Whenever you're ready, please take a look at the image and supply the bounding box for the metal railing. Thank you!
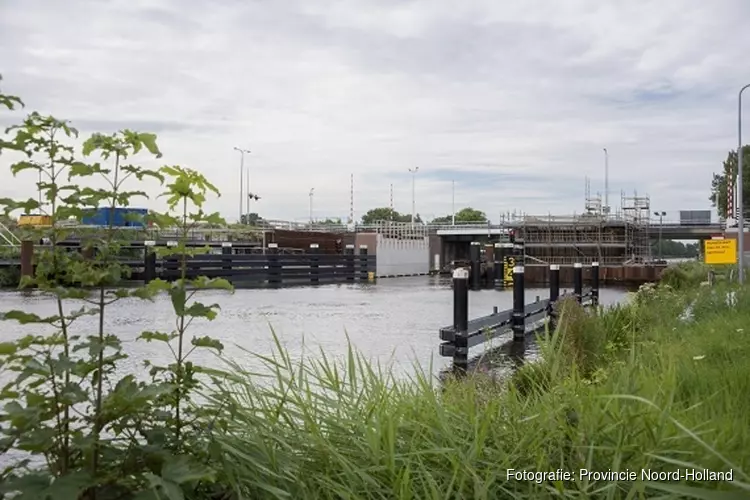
[0,220,21,247]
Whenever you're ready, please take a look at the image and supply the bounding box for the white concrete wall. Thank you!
[375,235,430,276]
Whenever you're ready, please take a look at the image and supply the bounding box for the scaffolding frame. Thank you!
[369,220,428,240]
[620,190,652,264]
[506,191,651,266]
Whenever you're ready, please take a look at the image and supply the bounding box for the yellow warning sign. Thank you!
[704,238,737,265]
[503,256,515,286]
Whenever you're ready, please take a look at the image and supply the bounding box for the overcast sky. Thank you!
[1,0,748,224]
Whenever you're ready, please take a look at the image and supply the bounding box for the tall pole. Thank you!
[738,84,750,284]
[451,179,455,225]
[309,188,315,225]
[389,183,394,221]
[349,173,354,225]
[408,167,419,225]
[603,148,609,217]
[250,158,253,217]
[654,211,666,261]
[233,147,251,222]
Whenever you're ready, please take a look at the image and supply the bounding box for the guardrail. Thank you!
[440,262,599,375]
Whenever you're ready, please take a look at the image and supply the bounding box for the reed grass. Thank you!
[202,278,750,499]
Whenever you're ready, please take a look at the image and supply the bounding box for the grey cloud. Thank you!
[1,0,748,223]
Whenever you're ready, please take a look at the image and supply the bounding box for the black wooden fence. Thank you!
[8,240,376,288]
[141,242,375,287]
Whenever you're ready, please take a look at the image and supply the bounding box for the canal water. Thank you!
[0,276,629,379]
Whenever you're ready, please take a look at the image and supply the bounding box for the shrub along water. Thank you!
[0,78,233,499]
[2,76,749,499]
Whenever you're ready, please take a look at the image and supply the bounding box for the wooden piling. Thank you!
[345,244,355,282]
[469,241,481,290]
[267,243,280,286]
[143,240,156,283]
[309,243,319,286]
[20,240,34,282]
[573,263,583,303]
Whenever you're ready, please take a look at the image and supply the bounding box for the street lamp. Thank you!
[654,211,666,261]
[451,179,455,226]
[309,188,315,225]
[408,167,419,225]
[737,84,750,284]
[233,147,251,223]
[603,148,610,217]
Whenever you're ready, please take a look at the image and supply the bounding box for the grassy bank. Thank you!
[201,277,749,498]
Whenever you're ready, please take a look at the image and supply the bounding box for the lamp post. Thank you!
[737,84,750,284]
[408,167,419,225]
[247,192,260,225]
[654,211,666,261]
[309,188,315,226]
[603,148,610,217]
[451,179,455,226]
[233,147,251,223]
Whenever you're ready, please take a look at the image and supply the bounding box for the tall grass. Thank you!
[202,281,750,499]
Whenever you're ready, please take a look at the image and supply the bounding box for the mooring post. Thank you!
[267,243,280,286]
[548,264,560,331]
[573,262,583,304]
[309,243,319,286]
[221,241,232,274]
[359,245,369,282]
[20,240,34,282]
[493,243,504,290]
[591,261,600,306]
[452,267,469,376]
[143,240,156,283]
[469,241,481,290]
[344,244,355,283]
[549,264,560,303]
[512,263,525,342]
[165,240,178,281]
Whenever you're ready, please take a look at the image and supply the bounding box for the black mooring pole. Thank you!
[591,261,600,306]
[512,262,525,342]
[573,262,583,304]
[469,241,481,291]
[452,267,469,375]
[493,242,504,290]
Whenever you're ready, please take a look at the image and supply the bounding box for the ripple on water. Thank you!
[0,279,629,379]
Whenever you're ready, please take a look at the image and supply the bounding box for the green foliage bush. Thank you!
[0,77,234,498]
[660,261,712,289]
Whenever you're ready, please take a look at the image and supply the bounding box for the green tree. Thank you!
[360,207,419,224]
[652,239,700,258]
[318,217,343,226]
[240,212,263,225]
[0,74,22,111]
[430,207,487,224]
[0,79,230,497]
[709,145,750,219]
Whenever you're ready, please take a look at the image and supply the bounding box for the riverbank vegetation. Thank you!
[2,78,749,498]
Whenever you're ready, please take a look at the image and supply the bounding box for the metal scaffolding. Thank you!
[507,191,652,266]
[620,190,652,264]
[369,220,428,240]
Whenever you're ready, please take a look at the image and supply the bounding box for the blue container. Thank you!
[82,207,148,227]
